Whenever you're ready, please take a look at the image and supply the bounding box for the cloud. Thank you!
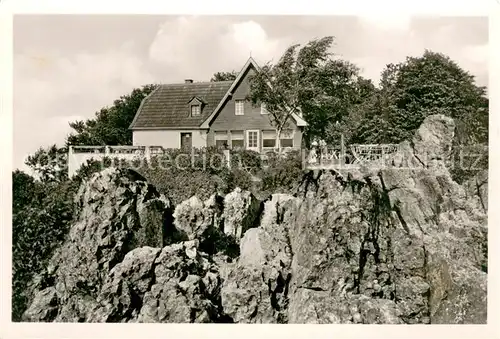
[463,44,488,64]
[228,21,281,59]
[148,16,287,82]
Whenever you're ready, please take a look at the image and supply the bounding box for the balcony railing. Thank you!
[305,144,400,168]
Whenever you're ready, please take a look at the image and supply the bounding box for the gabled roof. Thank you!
[129,81,232,130]
[200,57,260,129]
[200,57,307,128]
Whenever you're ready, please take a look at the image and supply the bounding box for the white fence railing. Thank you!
[305,144,400,168]
[67,145,231,177]
[67,145,162,177]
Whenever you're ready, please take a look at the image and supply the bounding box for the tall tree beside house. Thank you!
[349,64,402,144]
[210,71,238,82]
[324,76,377,145]
[248,36,371,148]
[247,42,304,151]
[67,84,158,146]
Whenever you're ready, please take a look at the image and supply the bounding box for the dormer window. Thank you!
[191,105,201,117]
[188,96,204,117]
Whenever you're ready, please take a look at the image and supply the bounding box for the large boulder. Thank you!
[412,114,455,168]
[89,240,226,323]
[222,187,261,241]
[173,195,223,241]
[23,168,172,322]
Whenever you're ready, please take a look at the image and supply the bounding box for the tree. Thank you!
[352,50,488,145]
[349,64,402,144]
[324,75,377,145]
[67,84,158,146]
[210,71,237,82]
[12,170,78,320]
[25,145,68,183]
[12,170,38,211]
[248,36,370,149]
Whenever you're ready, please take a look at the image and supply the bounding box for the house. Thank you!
[128,57,307,153]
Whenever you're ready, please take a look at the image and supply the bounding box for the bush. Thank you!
[139,166,219,205]
[142,147,227,174]
[230,149,262,174]
[137,147,264,204]
[12,173,79,321]
[73,157,114,182]
[261,150,303,193]
[228,168,254,191]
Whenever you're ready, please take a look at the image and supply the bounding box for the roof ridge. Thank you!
[159,80,234,86]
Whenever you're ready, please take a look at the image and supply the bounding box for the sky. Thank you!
[13,15,488,171]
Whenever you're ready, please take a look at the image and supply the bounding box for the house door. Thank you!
[246,130,259,152]
[180,132,192,150]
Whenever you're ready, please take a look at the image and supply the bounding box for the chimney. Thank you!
[185,79,193,84]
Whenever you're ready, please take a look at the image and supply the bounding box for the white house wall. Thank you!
[132,130,208,148]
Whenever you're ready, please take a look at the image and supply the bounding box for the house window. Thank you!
[235,100,245,115]
[191,105,201,117]
[261,103,269,115]
[247,130,258,149]
[280,129,294,148]
[215,131,228,149]
[262,130,276,148]
[231,130,244,149]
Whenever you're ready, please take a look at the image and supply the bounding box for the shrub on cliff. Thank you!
[12,171,78,321]
[261,150,303,193]
[230,150,262,175]
[137,147,258,204]
[137,148,225,205]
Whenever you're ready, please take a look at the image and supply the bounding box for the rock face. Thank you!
[23,168,174,322]
[220,115,487,324]
[412,114,455,167]
[23,115,487,324]
[221,194,297,323]
[89,241,226,323]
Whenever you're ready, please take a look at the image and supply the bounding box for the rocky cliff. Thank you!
[23,115,488,324]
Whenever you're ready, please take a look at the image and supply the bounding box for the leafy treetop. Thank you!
[210,71,238,82]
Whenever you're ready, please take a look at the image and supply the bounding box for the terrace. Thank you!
[67,143,406,178]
